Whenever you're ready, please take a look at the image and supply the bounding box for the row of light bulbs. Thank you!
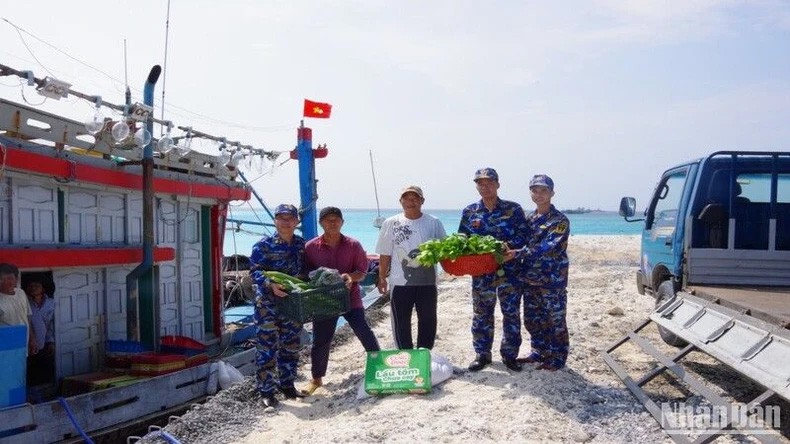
[84,105,191,156]
[83,102,277,172]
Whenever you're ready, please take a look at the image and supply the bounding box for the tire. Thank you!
[655,280,688,348]
[635,271,646,295]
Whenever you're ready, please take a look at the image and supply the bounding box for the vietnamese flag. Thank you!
[303,99,332,118]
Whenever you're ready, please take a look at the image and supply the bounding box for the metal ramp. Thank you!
[603,292,789,443]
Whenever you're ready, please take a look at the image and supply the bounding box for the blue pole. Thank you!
[125,65,161,344]
[297,122,317,239]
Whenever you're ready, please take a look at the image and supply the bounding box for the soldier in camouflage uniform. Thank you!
[515,175,570,371]
[249,204,308,408]
[459,168,530,372]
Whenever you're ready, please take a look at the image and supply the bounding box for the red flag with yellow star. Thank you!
[303,99,332,118]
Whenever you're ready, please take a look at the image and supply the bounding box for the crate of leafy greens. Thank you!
[266,270,350,323]
[415,233,507,277]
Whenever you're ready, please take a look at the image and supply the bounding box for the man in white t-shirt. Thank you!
[0,263,35,356]
[375,186,447,349]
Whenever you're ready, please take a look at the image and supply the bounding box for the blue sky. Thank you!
[1,1,788,211]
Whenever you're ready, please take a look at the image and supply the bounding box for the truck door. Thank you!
[642,167,691,287]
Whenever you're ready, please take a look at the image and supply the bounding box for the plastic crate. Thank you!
[130,352,186,376]
[160,335,207,357]
[106,340,149,354]
[105,340,151,369]
[61,372,133,396]
[276,283,350,323]
[185,353,209,368]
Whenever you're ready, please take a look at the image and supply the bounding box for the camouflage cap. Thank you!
[529,174,554,191]
[274,203,299,218]
[473,168,499,182]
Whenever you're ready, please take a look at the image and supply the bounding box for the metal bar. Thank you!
[600,350,692,444]
[703,319,734,343]
[690,390,782,444]
[741,334,772,361]
[604,318,652,353]
[636,344,696,386]
[628,331,732,408]
[682,308,706,329]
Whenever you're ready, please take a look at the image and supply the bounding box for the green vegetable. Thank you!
[264,271,311,292]
[415,233,507,267]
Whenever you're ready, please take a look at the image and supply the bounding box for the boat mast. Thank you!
[370,150,382,219]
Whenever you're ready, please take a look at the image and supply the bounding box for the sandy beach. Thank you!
[142,235,783,443]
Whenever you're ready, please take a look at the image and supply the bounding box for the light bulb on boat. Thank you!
[134,127,152,147]
[219,149,231,165]
[111,120,130,142]
[177,137,192,157]
[227,151,243,167]
[84,108,105,134]
[157,136,174,154]
[257,154,268,173]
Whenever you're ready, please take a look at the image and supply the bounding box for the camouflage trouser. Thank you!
[254,292,302,395]
[522,286,568,368]
[471,277,522,360]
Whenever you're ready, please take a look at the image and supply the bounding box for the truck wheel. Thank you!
[635,271,646,295]
[655,281,688,348]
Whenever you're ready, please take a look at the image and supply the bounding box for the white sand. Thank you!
[147,235,772,443]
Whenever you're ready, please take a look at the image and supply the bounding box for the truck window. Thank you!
[647,171,687,231]
[735,173,790,250]
[777,174,790,250]
[779,174,790,204]
[736,174,770,203]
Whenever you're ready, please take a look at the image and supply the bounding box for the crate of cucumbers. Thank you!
[265,269,350,323]
[415,233,507,277]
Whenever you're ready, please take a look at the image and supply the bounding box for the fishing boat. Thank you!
[0,63,296,442]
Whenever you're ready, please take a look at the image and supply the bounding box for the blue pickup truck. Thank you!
[620,151,790,346]
[609,151,790,438]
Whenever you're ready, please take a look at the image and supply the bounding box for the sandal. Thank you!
[303,380,322,395]
[536,363,563,372]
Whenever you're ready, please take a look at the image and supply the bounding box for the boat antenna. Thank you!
[369,150,384,228]
[160,0,172,133]
[123,39,131,105]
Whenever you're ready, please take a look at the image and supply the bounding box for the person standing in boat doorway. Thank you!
[0,263,36,356]
[249,204,308,409]
[375,186,446,350]
[514,174,570,371]
[301,206,380,396]
[26,279,56,385]
[458,168,530,373]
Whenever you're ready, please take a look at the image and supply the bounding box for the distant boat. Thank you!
[563,207,595,214]
[370,150,385,228]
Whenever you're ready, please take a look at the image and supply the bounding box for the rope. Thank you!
[58,397,95,444]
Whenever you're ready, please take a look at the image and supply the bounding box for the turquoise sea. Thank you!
[223,208,640,257]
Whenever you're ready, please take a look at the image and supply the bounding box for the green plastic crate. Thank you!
[276,283,350,323]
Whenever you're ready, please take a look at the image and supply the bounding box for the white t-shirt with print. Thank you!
[375,213,446,287]
[0,288,32,352]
